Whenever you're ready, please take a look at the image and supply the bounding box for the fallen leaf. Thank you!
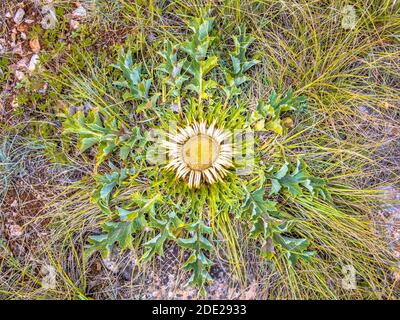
[29,38,41,53]
[17,23,28,32]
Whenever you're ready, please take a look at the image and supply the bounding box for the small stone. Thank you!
[5,12,12,18]
[72,6,87,19]
[41,5,57,30]
[11,98,19,109]
[15,70,25,81]
[69,19,80,30]
[20,32,27,40]
[28,54,40,72]
[11,29,17,44]
[14,8,26,25]
[40,264,57,290]
[170,103,179,112]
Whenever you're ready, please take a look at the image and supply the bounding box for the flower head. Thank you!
[164,121,234,188]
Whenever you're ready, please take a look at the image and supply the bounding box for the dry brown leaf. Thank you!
[29,37,41,53]
[17,23,28,32]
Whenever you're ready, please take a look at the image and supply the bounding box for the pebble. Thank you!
[170,104,179,112]
[72,6,87,19]
[70,19,80,30]
[13,8,26,25]
[28,54,40,72]
[41,4,58,30]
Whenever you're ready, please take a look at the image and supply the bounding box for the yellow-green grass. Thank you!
[1,0,399,299]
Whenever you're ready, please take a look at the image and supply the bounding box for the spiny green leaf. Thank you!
[117,206,138,221]
[142,211,182,261]
[178,219,214,291]
[63,109,125,165]
[252,89,306,134]
[177,236,198,249]
[201,56,218,75]
[113,49,152,101]
[242,186,279,218]
[132,193,162,216]
[85,216,145,259]
[91,168,133,214]
[269,159,330,200]
[223,26,259,99]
